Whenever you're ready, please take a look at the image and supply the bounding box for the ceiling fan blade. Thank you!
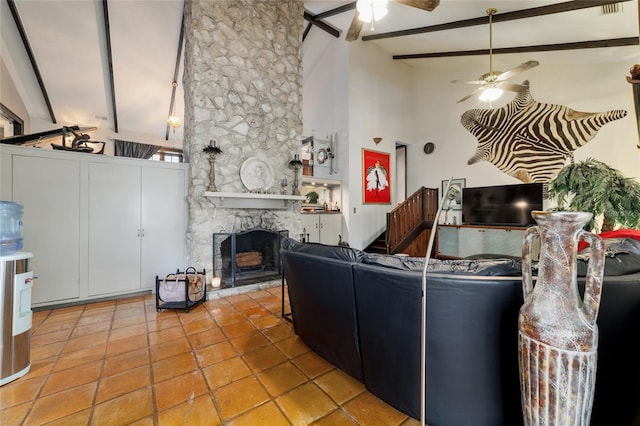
[346,11,364,42]
[496,82,528,93]
[394,0,440,12]
[496,60,539,81]
[456,87,485,103]
[451,79,487,85]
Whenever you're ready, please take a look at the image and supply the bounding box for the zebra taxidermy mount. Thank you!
[462,81,627,183]
[451,8,539,103]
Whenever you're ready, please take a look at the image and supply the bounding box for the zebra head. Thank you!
[462,108,500,165]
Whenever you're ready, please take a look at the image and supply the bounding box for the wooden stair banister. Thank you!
[385,187,438,254]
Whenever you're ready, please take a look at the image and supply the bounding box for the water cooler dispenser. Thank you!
[0,201,33,386]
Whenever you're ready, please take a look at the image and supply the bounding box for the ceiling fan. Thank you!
[451,8,539,103]
[346,0,440,42]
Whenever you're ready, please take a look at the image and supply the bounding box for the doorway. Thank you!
[395,143,407,203]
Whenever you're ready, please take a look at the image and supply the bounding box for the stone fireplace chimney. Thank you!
[182,1,304,279]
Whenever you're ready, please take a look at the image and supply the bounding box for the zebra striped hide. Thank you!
[462,81,627,183]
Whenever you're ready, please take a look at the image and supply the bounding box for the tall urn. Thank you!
[519,211,605,426]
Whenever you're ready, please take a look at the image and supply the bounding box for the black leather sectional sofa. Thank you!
[280,237,640,426]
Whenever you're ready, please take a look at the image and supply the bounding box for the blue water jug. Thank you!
[0,201,24,256]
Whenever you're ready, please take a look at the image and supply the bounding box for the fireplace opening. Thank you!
[213,229,288,288]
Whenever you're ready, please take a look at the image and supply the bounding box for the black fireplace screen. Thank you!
[213,229,288,288]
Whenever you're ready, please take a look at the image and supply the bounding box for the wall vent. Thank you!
[601,3,622,14]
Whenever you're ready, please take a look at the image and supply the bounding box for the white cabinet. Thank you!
[12,155,81,304]
[0,145,187,306]
[437,225,530,258]
[300,213,342,245]
[89,162,186,296]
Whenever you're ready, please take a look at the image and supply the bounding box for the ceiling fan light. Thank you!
[167,115,181,129]
[357,0,388,23]
[479,87,503,102]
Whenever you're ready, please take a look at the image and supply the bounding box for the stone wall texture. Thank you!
[183,0,304,276]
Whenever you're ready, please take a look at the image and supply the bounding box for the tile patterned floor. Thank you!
[0,287,419,425]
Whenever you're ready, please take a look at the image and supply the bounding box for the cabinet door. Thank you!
[483,228,525,257]
[457,228,484,258]
[141,167,186,289]
[437,226,459,257]
[300,215,320,243]
[13,155,81,304]
[88,162,141,296]
[319,214,342,245]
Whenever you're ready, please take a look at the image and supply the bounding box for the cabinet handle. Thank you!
[138,229,145,237]
[316,223,319,229]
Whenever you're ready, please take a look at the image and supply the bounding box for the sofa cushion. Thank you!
[362,253,522,276]
[281,237,365,262]
[577,238,640,276]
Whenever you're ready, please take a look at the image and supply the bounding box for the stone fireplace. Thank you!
[182,1,304,285]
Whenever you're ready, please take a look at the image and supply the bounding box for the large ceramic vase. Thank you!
[519,211,605,426]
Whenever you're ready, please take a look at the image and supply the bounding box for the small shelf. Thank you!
[204,192,305,209]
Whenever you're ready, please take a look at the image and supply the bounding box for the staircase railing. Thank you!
[386,186,438,254]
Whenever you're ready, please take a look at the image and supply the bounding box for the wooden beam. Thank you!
[364,0,633,42]
[393,37,639,60]
[303,10,341,38]
[102,0,118,133]
[303,22,313,42]
[6,0,56,124]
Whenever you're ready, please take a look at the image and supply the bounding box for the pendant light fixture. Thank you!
[356,0,389,30]
[167,80,181,132]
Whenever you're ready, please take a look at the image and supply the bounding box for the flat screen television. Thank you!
[462,183,543,227]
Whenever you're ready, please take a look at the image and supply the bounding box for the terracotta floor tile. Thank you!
[230,330,271,354]
[152,351,198,383]
[95,365,151,403]
[31,328,73,347]
[212,309,245,326]
[24,358,56,379]
[106,333,148,357]
[257,361,308,397]
[53,344,105,372]
[188,327,227,349]
[63,330,109,353]
[401,416,421,425]
[252,315,284,330]
[177,308,211,324]
[30,341,65,362]
[225,294,252,304]
[41,408,91,426]
[275,335,309,358]
[25,382,96,424]
[108,322,148,341]
[157,394,221,425]
[112,313,146,329]
[183,317,218,335]
[149,335,191,362]
[221,319,257,339]
[148,325,184,346]
[343,392,408,426]
[33,320,75,335]
[154,370,208,411]
[243,344,288,373]
[242,305,272,320]
[103,346,150,377]
[292,351,335,379]
[262,323,295,343]
[276,382,337,425]
[226,401,290,426]
[312,409,358,425]
[70,320,111,338]
[0,401,30,425]
[146,315,181,332]
[213,375,270,420]
[40,359,102,396]
[92,386,153,424]
[314,369,366,404]
[0,375,46,409]
[203,356,251,390]
[195,340,238,367]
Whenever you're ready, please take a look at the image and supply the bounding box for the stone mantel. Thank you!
[204,192,305,209]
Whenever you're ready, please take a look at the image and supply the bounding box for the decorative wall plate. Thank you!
[240,157,274,190]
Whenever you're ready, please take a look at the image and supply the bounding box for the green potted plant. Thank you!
[305,191,319,204]
[547,158,640,232]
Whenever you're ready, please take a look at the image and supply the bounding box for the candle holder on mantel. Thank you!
[203,140,223,192]
[289,154,303,196]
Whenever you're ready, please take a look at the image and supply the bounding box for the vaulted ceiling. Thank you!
[1,0,638,142]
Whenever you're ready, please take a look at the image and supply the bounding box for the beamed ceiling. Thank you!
[1,0,638,142]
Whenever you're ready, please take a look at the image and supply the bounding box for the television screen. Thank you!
[462,183,543,226]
